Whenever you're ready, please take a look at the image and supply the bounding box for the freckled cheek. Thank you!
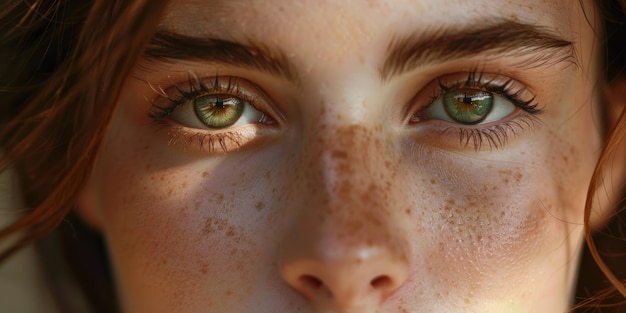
[90,142,283,310]
[541,124,598,222]
[404,155,549,300]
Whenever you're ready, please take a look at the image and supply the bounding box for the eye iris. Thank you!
[193,96,245,128]
[443,89,494,124]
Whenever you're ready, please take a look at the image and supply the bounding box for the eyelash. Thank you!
[411,71,543,151]
[148,74,276,153]
[147,71,541,153]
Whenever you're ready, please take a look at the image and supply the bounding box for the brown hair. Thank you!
[0,0,625,311]
[0,2,166,310]
[0,0,167,259]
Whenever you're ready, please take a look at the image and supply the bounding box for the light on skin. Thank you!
[77,0,615,312]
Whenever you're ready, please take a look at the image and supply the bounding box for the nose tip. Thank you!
[280,248,409,310]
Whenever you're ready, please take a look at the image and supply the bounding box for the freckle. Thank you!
[332,149,348,159]
[430,178,436,185]
[202,171,208,177]
[405,208,412,215]
[226,227,235,237]
[225,290,233,296]
[199,264,208,274]
[255,202,265,211]
[217,221,226,231]
[202,218,214,235]
[359,55,365,65]
[215,193,224,204]
[181,181,187,188]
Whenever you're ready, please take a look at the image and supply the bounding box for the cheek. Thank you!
[404,150,544,299]
[399,134,593,306]
[87,130,289,311]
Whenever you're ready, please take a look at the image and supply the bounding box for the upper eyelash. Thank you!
[416,70,544,151]
[147,71,539,152]
[431,70,543,116]
[148,74,252,120]
[144,74,274,154]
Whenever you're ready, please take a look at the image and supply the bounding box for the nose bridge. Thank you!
[313,123,399,244]
[279,121,410,310]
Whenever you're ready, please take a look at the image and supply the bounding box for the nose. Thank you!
[279,124,411,311]
[280,242,409,310]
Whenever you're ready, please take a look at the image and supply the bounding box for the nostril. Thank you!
[370,275,393,289]
[300,274,323,290]
[297,275,327,299]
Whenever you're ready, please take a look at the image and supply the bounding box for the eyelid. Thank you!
[145,74,283,154]
[406,71,539,125]
[403,71,543,151]
[148,75,283,126]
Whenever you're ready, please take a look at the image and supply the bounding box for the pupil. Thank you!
[442,89,494,125]
[215,99,225,109]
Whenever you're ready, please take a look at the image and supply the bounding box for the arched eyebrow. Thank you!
[144,30,301,85]
[380,20,577,80]
[144,20,576,85]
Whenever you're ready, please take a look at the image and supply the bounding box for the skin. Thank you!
[78,0,612,312]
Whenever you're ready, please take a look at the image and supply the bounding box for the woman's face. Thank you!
[80,0,603,312]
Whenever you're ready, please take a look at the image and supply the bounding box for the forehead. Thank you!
[159,0,576,40]
[156,0,583,74]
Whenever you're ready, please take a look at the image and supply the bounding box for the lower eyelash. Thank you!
[150,119,257,154]
[144,74,276,154]
[169,129,245,152]
[416,71,543,151]
[441,115,541,151]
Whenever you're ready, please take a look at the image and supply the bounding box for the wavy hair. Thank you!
[0,0,625,312]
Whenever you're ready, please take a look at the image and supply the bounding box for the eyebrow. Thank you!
[144,30,300,84]
[144,20,576,85]
[381,20,577,80]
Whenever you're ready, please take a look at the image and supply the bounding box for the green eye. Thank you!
[194,96,245,128]
[442,89,494,124]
